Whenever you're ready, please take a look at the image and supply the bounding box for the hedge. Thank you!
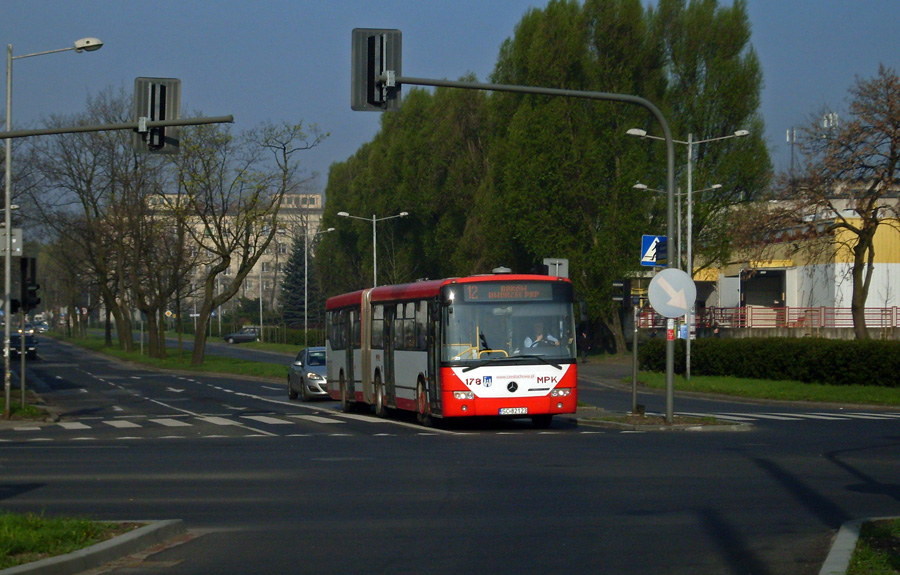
[637,337,900,387]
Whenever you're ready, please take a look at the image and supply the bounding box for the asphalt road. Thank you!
[2,338,899,574]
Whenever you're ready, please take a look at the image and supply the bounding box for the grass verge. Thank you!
[637,372,900,406]
[0,511,139,569]
[849,518,900,574]
[0,397,46,420]
[62,334,289,380]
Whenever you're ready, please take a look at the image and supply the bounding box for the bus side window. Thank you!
[416,300,428,350]
[372,305,384,349]
[393,304,405,351]
[352,311,361,349]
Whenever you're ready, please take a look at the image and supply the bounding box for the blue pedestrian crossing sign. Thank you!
[641,235,667,267]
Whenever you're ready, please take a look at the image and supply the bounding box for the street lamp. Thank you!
[4,37,104,418]
[305,226,334,347]
[336,210,409,287]
[628,127,748,380]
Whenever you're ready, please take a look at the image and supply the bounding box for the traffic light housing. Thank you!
[351,29,402,111]
[612,279,632,309]
[24,282,40,312]
[133,77,181,154]
[19,257,40,313]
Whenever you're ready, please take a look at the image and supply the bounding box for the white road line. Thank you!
[198,416,241,426]
[785,413,848,421]
[740,413,804,421]
[242,415,293,425]
[835,413,896,420]
[104,420,142,429]
[150,418,193,427]
[679,412,756,422]
[290,415,345,424]
[58,422,92,430]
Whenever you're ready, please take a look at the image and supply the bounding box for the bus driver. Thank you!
[524,321,559,348]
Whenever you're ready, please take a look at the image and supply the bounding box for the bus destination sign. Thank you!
[463,282,553,302]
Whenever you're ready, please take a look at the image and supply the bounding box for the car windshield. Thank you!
[307,351,325,366]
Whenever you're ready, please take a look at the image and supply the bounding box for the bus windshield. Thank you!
[441,295,576,363]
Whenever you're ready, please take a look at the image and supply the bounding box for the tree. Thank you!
[28,87,171,352]
[788,65,900,339]
[320,0,769,352]
[171,120,325,364]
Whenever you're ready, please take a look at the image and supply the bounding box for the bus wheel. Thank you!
[532,414,553,429]
[416,380,432,427]
[375,374,388,418]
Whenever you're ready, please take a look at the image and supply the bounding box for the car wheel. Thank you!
[287,376,298,400]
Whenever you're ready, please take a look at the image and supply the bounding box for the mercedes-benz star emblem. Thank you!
[507,381,518,393]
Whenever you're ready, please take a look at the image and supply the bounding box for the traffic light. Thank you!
[20,257,40,313]
[351,29,402,111]
[24,282,40,312]
[133,77,181,154]
[612,279,632,309]
[10,299,21,315]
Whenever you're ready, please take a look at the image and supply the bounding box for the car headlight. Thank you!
[306,372,325,381]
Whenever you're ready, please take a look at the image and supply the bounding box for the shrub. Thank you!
[637,337,900,387]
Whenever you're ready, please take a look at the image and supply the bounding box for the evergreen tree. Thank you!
[280,232,307,328]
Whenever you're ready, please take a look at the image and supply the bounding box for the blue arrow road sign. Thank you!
[641,235,667,267]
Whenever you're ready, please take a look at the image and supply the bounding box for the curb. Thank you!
[0,519,185,575]
[818,516,898,575]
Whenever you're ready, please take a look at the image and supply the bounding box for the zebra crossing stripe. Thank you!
[291,415,346,424]
[58,422,91,430]
[198,416,242,426]
[242,415,293,425]
[739,413,804,421]
[150,418,193,427]
[104,420,142,429]
[678,412,756,422]
[836,413,896,420]
[784,413,847,421]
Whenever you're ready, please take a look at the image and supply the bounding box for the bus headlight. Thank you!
[551,388,571,397]
[453,391,474,400]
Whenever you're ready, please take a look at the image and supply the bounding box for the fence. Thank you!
[638,306,900,330]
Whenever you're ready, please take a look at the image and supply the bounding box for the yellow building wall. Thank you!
[832,218,900,265]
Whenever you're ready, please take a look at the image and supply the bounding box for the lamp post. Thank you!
[336,210,409,287]
[628,128,747,380]
[4,37,103,418]
[305,226,334,347]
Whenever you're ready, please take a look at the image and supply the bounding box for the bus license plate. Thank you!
[499,407,528,415]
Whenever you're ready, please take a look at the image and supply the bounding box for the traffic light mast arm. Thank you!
[0,115,234,141]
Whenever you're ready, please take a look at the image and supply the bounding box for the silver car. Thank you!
[288,347,328,401]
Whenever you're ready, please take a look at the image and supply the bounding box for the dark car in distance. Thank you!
[9,332,37,359]
[288,347,328,401]
[223,327,259,344]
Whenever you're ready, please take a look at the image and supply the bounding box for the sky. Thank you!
[4,0,900,193]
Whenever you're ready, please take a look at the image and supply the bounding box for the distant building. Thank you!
[148,191,325,312]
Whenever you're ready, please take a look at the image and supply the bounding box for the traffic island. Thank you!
[0,519,184,575]
[576,407,752,432]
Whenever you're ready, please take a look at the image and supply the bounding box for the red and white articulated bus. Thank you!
[325,272,577,428]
